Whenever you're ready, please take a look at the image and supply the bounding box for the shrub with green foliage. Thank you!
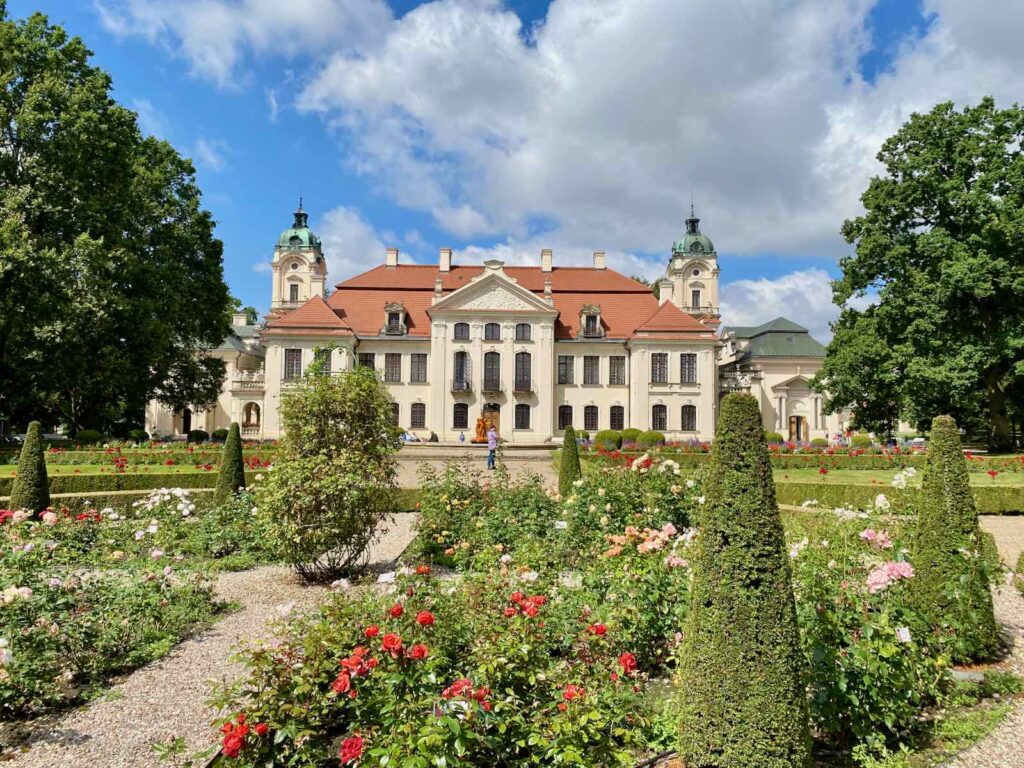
[850,434,873,448]
[127,429,150,443]
[258,365,400,581]
[677,393,811,768]
[558,426,581,496]
[187,429,209,444]
[577,429,590,440]
[1015,551,1024,596]
[211,428,229,442]
[811,437,829,447]
[10,421,49,512]
[620,428,642,448]
[73,429,103,445]
[215,422,246,504]
[637,430,665,449]
[765,431,784,443]
[910,415,999,662]
[594,430,622,450]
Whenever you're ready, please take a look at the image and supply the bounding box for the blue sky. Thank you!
[8,0,1015,340]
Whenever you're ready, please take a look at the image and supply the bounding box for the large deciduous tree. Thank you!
[822,98,1024,450]
[0,6,231,434]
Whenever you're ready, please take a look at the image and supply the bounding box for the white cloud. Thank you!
[95,0,393,88]
[131,97,170,138]
[193,137,230,171]
[252,260,273,273]
[318,205,395,283]
[266,88,279,123]
[720,269,839,343]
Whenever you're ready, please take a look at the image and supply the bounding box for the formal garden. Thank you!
[1,364,1023,767]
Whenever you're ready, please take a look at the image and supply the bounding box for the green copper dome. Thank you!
[672,209,714,255]
[277,205,321,249]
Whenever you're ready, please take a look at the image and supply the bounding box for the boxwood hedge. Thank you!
[773,481,1024,514]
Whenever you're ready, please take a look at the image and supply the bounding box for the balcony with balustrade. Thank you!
[231,371,265,392]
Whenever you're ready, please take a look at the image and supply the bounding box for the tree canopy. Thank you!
[818,98,1024,450]
[0,6,231,434]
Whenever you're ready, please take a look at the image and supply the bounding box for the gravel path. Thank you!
[4,513,418,768]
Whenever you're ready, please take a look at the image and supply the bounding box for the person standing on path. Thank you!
[487,426,498,470]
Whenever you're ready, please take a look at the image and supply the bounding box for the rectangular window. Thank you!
[584,405,598,431]
[691,289,701,309]
[453,403,469,429]
[384,353,401,383]
[557,355,574,385]
[410,353,427,383]
[680,353,697,384]
[652,405,667,431]
[284,349,302,380]
[584,314,599,335]
[314,348,331,374]
[289,283,300,303]
[651,353,668,384]
[485,323,501,341]
[515,323,531,341]
[681,405,697,431]
[583,356,600,385]
[515,404,531,430]
[558,405,573,430]
[358,352,375,370]
[609,356,626,385]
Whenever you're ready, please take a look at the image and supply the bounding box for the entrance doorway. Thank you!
[788,415,805,442]
[482,403,500,433]
[181,407,192,435]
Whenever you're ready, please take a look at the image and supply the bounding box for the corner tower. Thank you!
[659,207,719,318]
[270,201,327,313]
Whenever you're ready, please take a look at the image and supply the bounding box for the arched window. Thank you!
[651,404,667,431]
[453,402,469,429]
[411,403,426,429]
[515,403,531,430]
[484,322,501,341]
[390,403,400,426]
[515,323,532,341]
[610,405,625,431]
[584,405,598,431]
[454,322,470,340]
[453,351,470,391]
[558,405,573,430]
[483,351,501,390]
[681,405,697,431]
[514,351,531,391]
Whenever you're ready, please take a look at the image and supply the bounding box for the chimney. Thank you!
[658,278,675,306]
[541,248,553,273]
[592,250,606,270]
[385,247,399,268]
[439,247,452,272]
[231,312,250,327]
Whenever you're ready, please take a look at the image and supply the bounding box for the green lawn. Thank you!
[774,468,1024,487]
[0,463,214,477]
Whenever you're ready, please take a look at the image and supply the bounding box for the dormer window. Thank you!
[383,303,407,335]
[580,305,603,338]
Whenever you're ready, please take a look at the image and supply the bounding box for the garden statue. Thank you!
[473,416,488,443]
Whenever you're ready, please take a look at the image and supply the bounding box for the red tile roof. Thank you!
[264,263,716,340]
[265,295,352,333]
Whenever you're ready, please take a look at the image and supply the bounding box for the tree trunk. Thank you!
[987,380,1012,453]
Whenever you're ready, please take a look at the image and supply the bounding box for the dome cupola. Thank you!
[276,200,321,250]
[672,206,714,255]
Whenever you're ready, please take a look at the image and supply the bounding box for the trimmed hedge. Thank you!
[3,447,280,466]
[558,426,581,497]
[620,428,642,448]
[774,482,1024,515]
[850,434,872,448]
[594,430,622,450]
[73,429,103,445]
[9,422,49,512]
[637,430,666,449]
[911,416,999,662]
[765,431,784,444]
[0,471,256,496]
[187,429,210,444]
[678,393,812,767]
[215,423,246,503]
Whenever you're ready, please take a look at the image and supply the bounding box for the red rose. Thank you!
[557,702,567,712]
[563,683,585,701]
[522,604,538,618]
[331,672,352,693]
[339,735,364,764]
[503,606,517,617]
[587,623,607,637]
[389,604,404,618]
[364,625,380,638]
[408,643,429,660]
[509,591,524,604]
[254,723,269,737]
[416,610,435,626]
[381,633,403,657]
[530,595,547,606]
[618,652,637,675]
[415,564,431,575]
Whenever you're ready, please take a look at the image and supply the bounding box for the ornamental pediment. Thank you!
[430,273,556,315]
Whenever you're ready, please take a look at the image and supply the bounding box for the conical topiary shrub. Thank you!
[677,393,811,768]
[215,422,246,504]
[559,425,581,497]
[10,421,50,513]
[911,415,999,662]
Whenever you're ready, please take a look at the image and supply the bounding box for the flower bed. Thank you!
[0,489,280,716]
[774,481,1024,514]
[0,470,259,497]
[209,458,1010,765]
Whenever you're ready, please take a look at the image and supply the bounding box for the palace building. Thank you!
[146,205,846,443]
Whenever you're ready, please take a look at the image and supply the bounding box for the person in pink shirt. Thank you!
[486,426,498,469]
